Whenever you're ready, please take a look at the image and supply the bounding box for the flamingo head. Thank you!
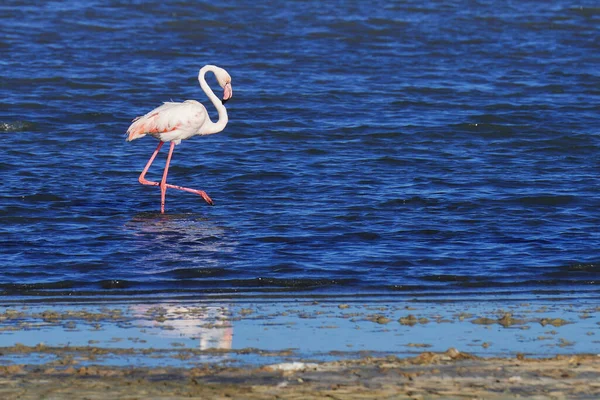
[214,67,233,104]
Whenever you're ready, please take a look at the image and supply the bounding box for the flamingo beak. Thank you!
[222,83,232,104]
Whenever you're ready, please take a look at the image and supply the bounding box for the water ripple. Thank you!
[0,0,598,300]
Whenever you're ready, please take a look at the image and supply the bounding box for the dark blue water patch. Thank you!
[542,263,600,280]
[97,280,133,290]
[1,281,79,292]
[1,0,599,301]
[511,195,577,207]
[0,277,366,297]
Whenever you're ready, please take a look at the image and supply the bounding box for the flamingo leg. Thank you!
[165,143,214,207]
[159,142,176,213]
[138,141,164,187]
[138,141,214,213]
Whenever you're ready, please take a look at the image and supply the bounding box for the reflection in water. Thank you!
[123,212,237,274]
[125,212,230,248]
[131,304,233,350]
[124,216,236,350]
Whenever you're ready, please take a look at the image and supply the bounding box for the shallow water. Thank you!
[1,299,598,366]
[1,0,599,301]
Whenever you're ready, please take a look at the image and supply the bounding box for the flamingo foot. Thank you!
[199,191,214,206]
[163,183,214,206]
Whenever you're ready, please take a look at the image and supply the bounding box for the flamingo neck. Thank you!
[199,65,228,135]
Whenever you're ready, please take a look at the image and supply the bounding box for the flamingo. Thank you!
[126,65,232,214]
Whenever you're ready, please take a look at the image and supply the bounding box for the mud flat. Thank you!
[0,298,598,399]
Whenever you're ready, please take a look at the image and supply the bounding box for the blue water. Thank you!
[1,0,599,301]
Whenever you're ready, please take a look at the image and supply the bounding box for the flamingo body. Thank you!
[127,100,208,144]
[127,65,233,213]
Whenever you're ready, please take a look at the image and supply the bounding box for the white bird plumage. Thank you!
[126,64,233,213]
[127,65,232,144]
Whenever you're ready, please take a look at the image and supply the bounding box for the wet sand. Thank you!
[0,299,598,398]
[0,350,599,399]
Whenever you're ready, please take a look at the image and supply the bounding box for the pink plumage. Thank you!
[126,101,207,143]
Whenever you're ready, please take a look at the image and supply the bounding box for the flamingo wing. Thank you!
[126,100,207,142]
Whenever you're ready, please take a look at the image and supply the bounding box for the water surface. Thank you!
[1,0,599,301]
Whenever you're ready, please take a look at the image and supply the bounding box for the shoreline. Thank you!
[0,299,598,398]
[1,350,598,399]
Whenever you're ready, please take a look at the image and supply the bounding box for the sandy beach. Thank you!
[0,299,598,398]
[1,350,599,399]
